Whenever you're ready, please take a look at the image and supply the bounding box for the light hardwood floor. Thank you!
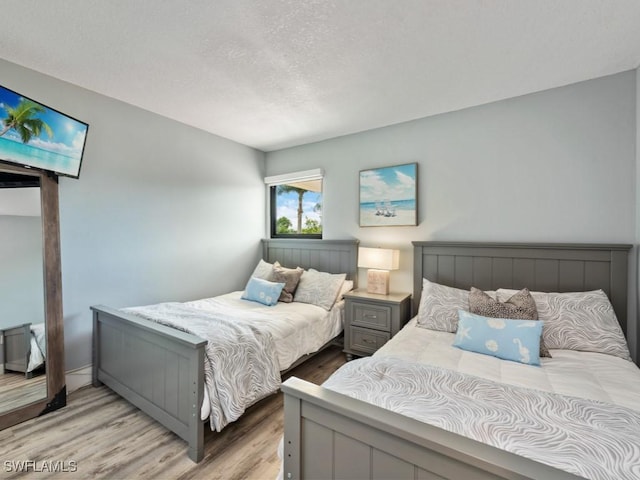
[0,372,46,414]
[0,346,346,480]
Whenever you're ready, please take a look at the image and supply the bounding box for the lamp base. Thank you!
[366,269,390,295]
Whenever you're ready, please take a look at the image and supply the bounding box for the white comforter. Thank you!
[376,318,640,411]
[320,318,640,479]
[324,355,640,480]
[126,301,282,432]
[126,292,343,430]
[186,292,342,371]
[27,323,46,372]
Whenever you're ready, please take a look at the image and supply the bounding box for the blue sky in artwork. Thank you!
[0,86,87,158]
[360,163,416,203]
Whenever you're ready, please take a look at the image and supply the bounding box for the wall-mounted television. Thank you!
[0,84,88,179]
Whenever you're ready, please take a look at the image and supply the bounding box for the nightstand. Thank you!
[343,290,411,360]
[1,323,32,377]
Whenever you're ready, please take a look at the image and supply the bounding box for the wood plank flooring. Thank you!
[0,346,346,480]
[0,372,46,414]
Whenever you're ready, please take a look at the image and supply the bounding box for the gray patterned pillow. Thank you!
[272,262,303,303]
[294,269,346,310]
[497,289,631,360]
[470,287,537,319]
[469,287,551,358]
[416,279,470,332]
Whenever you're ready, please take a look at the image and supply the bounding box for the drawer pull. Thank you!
[363,314,377,319]
[362,338,376,344]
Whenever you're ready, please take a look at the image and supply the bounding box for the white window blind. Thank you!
[264,168,323,188]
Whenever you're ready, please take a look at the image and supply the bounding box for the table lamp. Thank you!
[358,247,400,295]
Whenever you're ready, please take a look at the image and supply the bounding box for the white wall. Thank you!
[0,215,44,329]
[266,71,638,360]
[1,59,266,370]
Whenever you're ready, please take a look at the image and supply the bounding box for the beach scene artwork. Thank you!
[0,85,88,178]
[360,163,417,227]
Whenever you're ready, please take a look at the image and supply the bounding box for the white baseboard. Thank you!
[65,365,92,394]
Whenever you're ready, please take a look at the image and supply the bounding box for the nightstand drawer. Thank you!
[351,302,391,331]
[349,326,391,354]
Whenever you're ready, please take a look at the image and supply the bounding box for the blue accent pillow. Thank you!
[453,310,543,366]
[241,277,285,306]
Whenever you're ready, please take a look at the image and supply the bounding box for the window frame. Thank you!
[269,186,322,239]
[266,169,324,240]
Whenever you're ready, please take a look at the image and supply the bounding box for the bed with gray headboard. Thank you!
[92,238,358,463]
[282,241,635,480]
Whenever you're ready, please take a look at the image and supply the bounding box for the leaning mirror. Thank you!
[0,164,65,428]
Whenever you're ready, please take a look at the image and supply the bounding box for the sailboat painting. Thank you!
[359,163,417,227]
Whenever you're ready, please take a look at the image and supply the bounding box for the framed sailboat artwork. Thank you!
[359,163,417,227]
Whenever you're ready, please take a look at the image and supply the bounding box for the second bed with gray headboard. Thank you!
[282,241,637,480]
[92,238,359,463]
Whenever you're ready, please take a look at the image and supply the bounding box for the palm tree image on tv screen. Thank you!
[0,85,88,178]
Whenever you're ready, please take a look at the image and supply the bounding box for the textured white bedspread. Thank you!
[376,318,640,412]
[324,356,640,480]
[127,292,343,427]
[186,292,343,371]
[126,302,281,431]
[27,323,46,372]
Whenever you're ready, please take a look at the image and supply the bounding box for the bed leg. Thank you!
[188,438,204,463]
[187,405,204,463]
[283,389,301,479]
[187,343,205,463]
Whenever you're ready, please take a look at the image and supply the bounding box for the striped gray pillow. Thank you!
[497,289,630,360]
[416,279,469,332]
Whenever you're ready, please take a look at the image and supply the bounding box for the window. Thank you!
[266,169,323,238]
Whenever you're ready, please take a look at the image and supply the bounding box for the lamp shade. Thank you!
[358,247,400,271]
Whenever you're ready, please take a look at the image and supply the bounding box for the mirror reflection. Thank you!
[0,170,47,414]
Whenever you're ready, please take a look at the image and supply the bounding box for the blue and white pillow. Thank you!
[241,277,285,306]
[453,310,543,366]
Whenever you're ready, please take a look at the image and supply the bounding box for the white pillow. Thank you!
[337,280,354,301]
[250,259,274,281]
[496,288,630,360]
[307,269,353,302]
[294,269,346,311]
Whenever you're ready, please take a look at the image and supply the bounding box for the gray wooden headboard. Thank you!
[413,242,632,336]
[262,238,359,289]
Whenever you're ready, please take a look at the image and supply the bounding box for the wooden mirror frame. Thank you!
[0,163,65,429]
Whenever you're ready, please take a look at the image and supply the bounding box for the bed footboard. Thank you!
[282,377,580,480]
[92,305,207,462]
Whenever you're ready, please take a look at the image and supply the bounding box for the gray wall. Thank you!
[1,59,266,371]
[2,58,637,368]
[266,71,638,361]
[0,215,45,329]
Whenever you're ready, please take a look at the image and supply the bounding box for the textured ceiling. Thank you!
[1,1,640,152]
